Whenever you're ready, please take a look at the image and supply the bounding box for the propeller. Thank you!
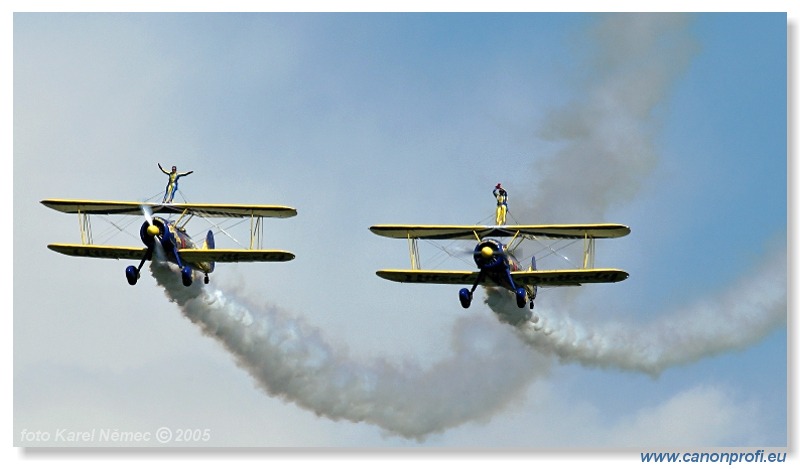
[142,203,153,225]
[473,239,503,268]
[125,204,162,286]
[142,204,160,236]
[140,204,164,242]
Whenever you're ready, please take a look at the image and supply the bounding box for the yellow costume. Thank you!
[493,183,508,225]
[159,163,193,203]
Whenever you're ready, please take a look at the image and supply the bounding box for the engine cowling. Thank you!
[139,218,167,248]
[473,239,506,270]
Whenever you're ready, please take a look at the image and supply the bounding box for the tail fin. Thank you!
[203,230,215,273]
[202,230,215,250]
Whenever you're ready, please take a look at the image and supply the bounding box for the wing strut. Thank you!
[250,214,264,250]
[582,234,595,269]
[78,210,93,245]
[407,234,421,270]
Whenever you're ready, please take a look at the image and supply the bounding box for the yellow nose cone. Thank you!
[481,246,494,258]
[147,224,160,236]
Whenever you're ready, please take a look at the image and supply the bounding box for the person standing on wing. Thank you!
[159,163,193,203]
[493,183,508,225]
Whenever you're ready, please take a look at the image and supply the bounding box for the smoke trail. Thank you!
[493,13,787,374]
[144,15,712,439]
[150,261,547,440]
[142,14,784,440]
[517,13,699,223]
[489,243,786,375]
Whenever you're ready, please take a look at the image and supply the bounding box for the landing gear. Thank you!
[458,269,487,309]
[459,288,472,308]
[515,287,527,308]
[125,245,152,286]
[204,273,209,284]
[125,265,140,285]
[529,285,537,310]
[181,266,193,286]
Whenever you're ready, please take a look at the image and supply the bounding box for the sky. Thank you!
[7,4,794,467]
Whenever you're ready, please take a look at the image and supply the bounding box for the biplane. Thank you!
[41,199,297,286]
[370,224,630,310]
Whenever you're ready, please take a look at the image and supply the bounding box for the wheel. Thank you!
[181,266,193,286]
[459,288,472,309]
[529,285,537,309]
[125,266,139,286]
[204,274,209,285]
[515,287,527,308]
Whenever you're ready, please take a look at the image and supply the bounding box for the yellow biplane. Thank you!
[370,223,630,312]
[41,199,297,286]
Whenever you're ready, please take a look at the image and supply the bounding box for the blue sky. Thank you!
[8,6,792,465]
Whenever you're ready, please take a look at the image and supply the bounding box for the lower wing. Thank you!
[376,268,628,286]
[178,249,295,263]
[376,269,479,284]
[48,244,295,263]
[511,268,629,286]
[48,243,146,260]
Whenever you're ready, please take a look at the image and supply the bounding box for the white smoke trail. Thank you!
[143,14,784,441]
[150,261,547,440]
[516,13,699,223]
[492,13,787,374]
[489,243,786,376]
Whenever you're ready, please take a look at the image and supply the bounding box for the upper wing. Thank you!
[47,243,146,260]
[41,199,297,218]
[179,249,295,263]
[376,268,629,286]
[370,224,630,240]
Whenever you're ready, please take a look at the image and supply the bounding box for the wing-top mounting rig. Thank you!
[369,223,630,311]
[41,199,297,287]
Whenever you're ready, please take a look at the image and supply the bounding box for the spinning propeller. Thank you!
[141,204,164,240]
[124,205,164,286]
[132,204,199,287]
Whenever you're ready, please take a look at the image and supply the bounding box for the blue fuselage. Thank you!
[472,238,522,290]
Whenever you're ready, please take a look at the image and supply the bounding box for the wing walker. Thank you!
[43,173,628,310]
[370,183,630,310]
[42,165,296,286]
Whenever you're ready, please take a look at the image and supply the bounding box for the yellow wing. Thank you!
[376,269,479,284]
[370,224,630,240]
[376,268,628,286]
[47,243,147,260]
[511,268,629,285]
[48,244,295,263]
[41,199,297,218]
[179,249,295,263]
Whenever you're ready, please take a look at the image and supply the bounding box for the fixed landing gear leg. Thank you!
[125,247,152,286]
[459,270,486,309]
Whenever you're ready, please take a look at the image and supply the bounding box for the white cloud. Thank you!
[606,384,761,447]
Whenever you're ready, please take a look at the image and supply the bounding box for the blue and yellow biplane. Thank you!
[370,223,630,311]
[41,199,297,286]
